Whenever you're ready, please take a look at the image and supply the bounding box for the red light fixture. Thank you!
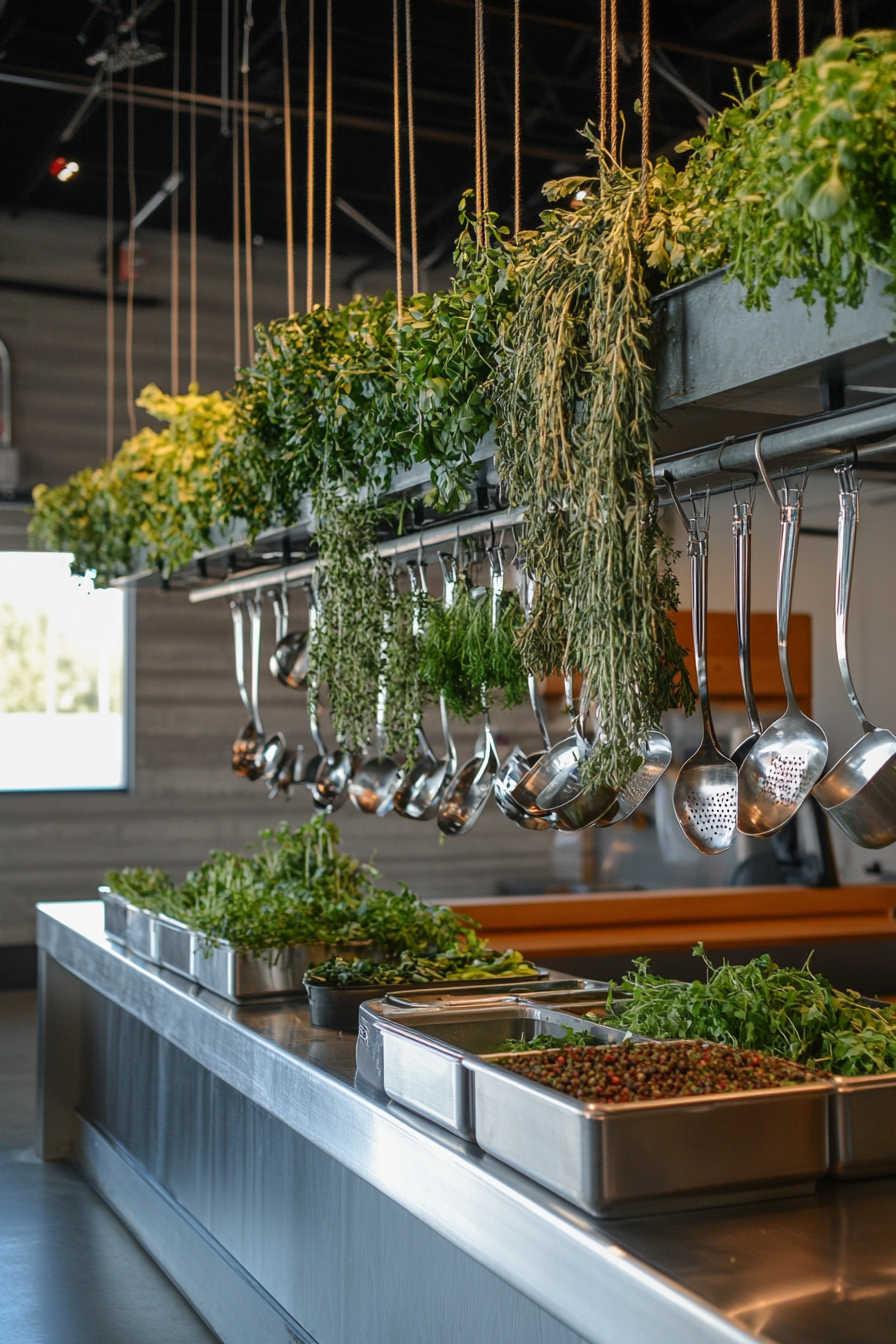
[50,156,80,182]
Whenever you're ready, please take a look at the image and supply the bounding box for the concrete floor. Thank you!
[0,989,219,1344]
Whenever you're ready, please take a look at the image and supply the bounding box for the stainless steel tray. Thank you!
[98,887,128,946]
[829,1072,896,1179]
[157,914,198,980]
[381,978,593,1009]
[194,938,318,1001]
[125,903,160,964]
[357,1000,632,1141]
[467,1047,833,1218]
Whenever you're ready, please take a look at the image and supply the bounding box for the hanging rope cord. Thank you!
[599,0,608,149]
[170,0,180,396]
[798,0,806,58]
[242,0,255,362]
[106,72,115,459]
[513,0,521,235]
[190,0,199,385]
[126,54,137,436]
[610,0,619,163]
[405,0,418,295]
[231,0,241,367]
[282,0,295,315]
[834,0,843,38]
[392,0,403,321]
[306,0,315,312]
[477,0,488,219]
[770,0,780,60]
[640,0,650,224]
[324,0,333,308]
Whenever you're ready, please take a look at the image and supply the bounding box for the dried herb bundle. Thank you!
[494,141,693,789]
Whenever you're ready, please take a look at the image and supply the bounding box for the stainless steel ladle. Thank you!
[737,435,828,836]
[268,584,309,689]
[667,483,738,855]
[512,674,617,830]
[230,594,267,780]
[813,466,896,848]
[349,572,402,816]
[493,674,558,829]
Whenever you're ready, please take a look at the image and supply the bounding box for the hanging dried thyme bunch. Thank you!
[494,137,693,790]
[381,581,426,760]
[308,497,390,755]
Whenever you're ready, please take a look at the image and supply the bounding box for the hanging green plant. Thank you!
[493,137,694,790]
[30,383,235,584]
[417,567,526,722]
[648,31,896,325]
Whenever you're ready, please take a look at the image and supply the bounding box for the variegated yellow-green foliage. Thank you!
[30,383,235,584]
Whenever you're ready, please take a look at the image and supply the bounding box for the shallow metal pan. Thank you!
[157,915,198,981]
[357,1001,635,1140]
[467,1047,833,1218]
[194,938,312,1001]
[828,1072,896,1178]
[125,904,160,964]
[98,887,128,946]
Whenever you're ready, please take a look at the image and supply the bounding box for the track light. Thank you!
[50,156,80,183]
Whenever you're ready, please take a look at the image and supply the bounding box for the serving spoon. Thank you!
[349,570,403,816]
[493,674,557,830]
[737,437,827,836]
[230,595,267,780]
[392,560,452,820]
[730,477,764,769]
[668,484,738,855]
[268,585,309,689]
[813,466,896,848]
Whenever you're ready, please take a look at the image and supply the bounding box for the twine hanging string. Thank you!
[306,0,315,312]
[324,0,333,307]
[798,0,806,57]
[473,0,482,223]
[609,0,619,162]
[220,0,230,134]
[640,0,650,224]
[404,0,418,294]
[599,0,607,150]
[476,0,488,219]
[282,0,295,315]
[834,0,843,36]
[170,0,180,395]
[242,0,255,362]
[231,0,241,367]
[392,0,403,322]
[126,60,137,436]
[771,0,780,59]
[513,0,521,235]
[106,74,115,459]
[190,0,198,384]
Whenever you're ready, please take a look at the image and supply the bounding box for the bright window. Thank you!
[0,553,129,791]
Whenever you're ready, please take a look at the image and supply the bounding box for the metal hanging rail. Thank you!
[187,504,526,604]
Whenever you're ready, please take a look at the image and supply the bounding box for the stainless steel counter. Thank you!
[37,901,896,1344]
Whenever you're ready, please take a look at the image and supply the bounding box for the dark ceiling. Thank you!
[0,0,887,275]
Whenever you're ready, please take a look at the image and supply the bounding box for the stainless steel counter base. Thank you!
[37,901,896,1344]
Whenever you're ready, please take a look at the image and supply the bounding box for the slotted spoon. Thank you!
[730,481,764,769]
[668,485,737,855]
[738,439,827,836]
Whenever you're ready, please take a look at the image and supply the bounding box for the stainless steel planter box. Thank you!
[125,904,160,964]
[829,1073,896,1179]
[157,915,198,980]
[358,998,627,1141]
[98,887,128,946]
[467,1049,833,1218]
[194,938,320,1001]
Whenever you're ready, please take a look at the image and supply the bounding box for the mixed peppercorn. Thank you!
[495,1040,825,1104]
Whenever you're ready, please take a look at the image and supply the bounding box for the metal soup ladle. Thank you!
[297,581,337,808]
[813,466,896,848]
[392,560,452,820]
[437,547,505,836]
[348,573,403,816]
[268,584,309,689]
[737,436,828,836]
[667,483,737,855]
[230,595,267,781]
[730,479,764,769]
[493,673,557,830]
[533,682,618,831]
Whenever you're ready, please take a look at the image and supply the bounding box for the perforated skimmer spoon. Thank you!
[230,594,267,781]
[738,436,827,836]
[667,484,737,855]
[392,560,452,820]
[813,466,896,848]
